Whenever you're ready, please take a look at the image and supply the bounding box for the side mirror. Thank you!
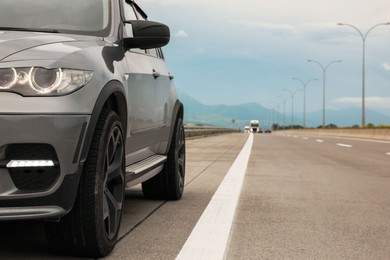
[123,20,170,49]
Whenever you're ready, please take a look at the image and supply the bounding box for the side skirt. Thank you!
[125,155,166,187]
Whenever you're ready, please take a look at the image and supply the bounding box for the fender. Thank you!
[165,100,184,154]
[79,80,128,163]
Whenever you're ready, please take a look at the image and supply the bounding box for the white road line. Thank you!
[302,137,309,140]
[337,143,353,148]
[176,134,253,260]
[386,152,390,156]
[316,139,324,143]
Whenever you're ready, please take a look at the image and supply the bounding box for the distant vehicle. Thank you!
[244,126,250,133]
[264,129,272,133]
[249,120,260,133]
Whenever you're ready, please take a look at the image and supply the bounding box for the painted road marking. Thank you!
[176,133,253,260]
[303,137,309,140]
[337,143,353,148]
[386,153,390,156]
[316,139,324,143]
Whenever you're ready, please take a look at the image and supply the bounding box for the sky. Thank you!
[140,0,390,117]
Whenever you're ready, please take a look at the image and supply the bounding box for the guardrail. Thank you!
[184,126,238,138]
[276,129,390,141]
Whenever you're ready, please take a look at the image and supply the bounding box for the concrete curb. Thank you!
[184,126,237,139]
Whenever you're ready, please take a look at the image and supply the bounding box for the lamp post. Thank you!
[307,59,342,128]
[337,22,390,128]
[292,77,317,128]
[272,101,280,130]
[277,96,288,129]
[283,88,303,129]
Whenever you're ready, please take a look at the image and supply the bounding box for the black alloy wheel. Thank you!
[142,116,186,200]
[45,109,125,257]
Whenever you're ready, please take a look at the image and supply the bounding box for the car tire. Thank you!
[45,109,125,257]
[142,117,185,200]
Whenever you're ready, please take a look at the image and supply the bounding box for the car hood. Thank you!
[0,31,102,62]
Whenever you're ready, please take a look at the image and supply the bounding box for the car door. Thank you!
[122,1,165,163]
[146,47,171,128]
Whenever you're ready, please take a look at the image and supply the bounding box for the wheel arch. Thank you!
[80,80,128,163]
[165,100,184,154]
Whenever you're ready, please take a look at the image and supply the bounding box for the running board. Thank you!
[125,155,167,176]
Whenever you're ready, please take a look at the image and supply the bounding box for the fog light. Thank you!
[6,160,55,168]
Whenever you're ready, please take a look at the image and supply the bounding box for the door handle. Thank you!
[153,69,160,79]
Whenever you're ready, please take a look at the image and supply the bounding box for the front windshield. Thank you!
[0,0,110,36]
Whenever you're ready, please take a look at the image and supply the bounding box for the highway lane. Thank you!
[109,133,249,260]
[285,133,390,157]
[0,133,389,259]
[226,133,390,259]
[0,133,248,259]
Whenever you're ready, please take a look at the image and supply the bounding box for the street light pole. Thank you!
[277,96,288,129]
[337,22,390,128]
[272,101,280,130]
[283,89,303,129]
[307,59,342,128]
[292,77,317,128]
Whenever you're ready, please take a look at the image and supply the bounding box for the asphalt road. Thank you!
[227,133,390,259]
[0,133,389,259]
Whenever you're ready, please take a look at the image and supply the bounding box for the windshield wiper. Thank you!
[0,27,59,33]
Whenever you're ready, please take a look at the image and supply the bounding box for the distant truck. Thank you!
[249,120,261,133]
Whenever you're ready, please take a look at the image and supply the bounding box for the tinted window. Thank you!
[0,0,110,36]
[122,1,146,54]
[123,1,137,20]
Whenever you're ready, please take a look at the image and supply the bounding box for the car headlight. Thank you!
[0,67,93,96]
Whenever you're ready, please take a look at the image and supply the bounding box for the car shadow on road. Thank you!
[0,190,150,259]
[0,220,55,258]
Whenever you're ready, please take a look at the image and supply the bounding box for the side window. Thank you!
[157,48,165,59]
[132,3,164,59]
[123,2,137,21]
[133,5,146,20]
[123,1,163,58]
[148,48,165,60]
[123,1,146,54]
[146,48,158,58]
[122,1,135,38]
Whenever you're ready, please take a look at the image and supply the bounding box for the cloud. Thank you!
[333,97,360,105]
[231,21,345,44]
[174,30,189,38]
[232,20,296,33]
[141,0,390,115]
[382,62,390,71]
[333,97,390,108]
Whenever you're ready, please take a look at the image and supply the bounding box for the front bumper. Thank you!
[0,114,90,220]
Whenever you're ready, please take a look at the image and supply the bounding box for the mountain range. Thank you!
[178,91,390,128]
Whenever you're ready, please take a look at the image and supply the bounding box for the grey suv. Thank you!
[0,0,185,257]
